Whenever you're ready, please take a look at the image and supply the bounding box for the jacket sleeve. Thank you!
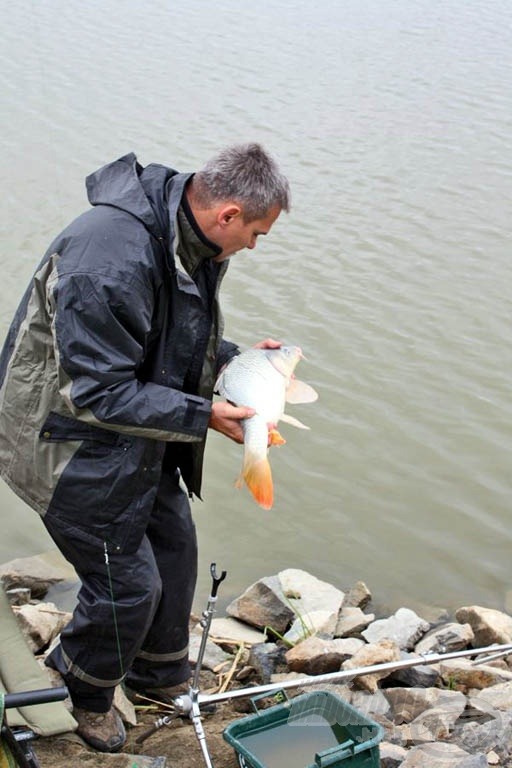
[49,269,211,442]
[216,338,240,375]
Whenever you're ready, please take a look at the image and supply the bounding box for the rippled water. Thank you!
[1,0,511,614]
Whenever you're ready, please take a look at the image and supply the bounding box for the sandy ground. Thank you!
[31,671,259,768]
[34,700,244,768]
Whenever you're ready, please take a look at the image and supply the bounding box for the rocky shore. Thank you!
[1,555,512,768]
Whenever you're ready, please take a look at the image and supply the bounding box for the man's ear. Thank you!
[218,204,242,226]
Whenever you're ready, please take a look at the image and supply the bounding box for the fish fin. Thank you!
[243,453,273,510]
[269,429,286,446]
[285,379,318,404]
[280,413,310,430]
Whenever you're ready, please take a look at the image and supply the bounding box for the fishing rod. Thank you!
[190,640,512,708]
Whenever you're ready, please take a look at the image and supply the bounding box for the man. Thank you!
[0,144,290,752]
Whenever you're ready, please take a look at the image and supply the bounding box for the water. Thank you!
[1,0,511,616]
[237,714,353,768]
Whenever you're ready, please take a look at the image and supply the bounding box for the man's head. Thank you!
[187,143,290,261]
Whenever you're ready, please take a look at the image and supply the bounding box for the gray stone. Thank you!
[248,642,288,683]
[454,605,512,645]
[334,606,374,638]
[342,639,401,693]
[399,694,467,744]
[278,568,345,617]
[350,689,391,718]
[226,575,295,633]
[0,555,69,599]
[5,587,31,605]
[470,681,512,711]
[400,742,487,767]
[384,687,466,725]
[284,609,338,643]
[415,622,474,654]
[379,741,408,767]
[385,651,440,688]
[439,658,512,690]
[344,580,372,609]
[362,607,430,650]
[189,625,233,671]
[209,617,267,645]
[13,601,72,653]
[285,636,363,675]
[452,712,512,755]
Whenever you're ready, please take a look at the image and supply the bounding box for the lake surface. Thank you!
[1,0,511,616]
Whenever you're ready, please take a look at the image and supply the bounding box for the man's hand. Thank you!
[208,401,255,443]
[253,337,282,350]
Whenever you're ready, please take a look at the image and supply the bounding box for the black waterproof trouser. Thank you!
[44,470,198,712]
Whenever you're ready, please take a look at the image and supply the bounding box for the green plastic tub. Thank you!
[223,690,384,768]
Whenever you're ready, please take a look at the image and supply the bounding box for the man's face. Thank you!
[213,204,282,262]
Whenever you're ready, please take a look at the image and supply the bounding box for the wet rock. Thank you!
[341,639,401,693]
[415,622,474,654]
[362,607,430,650]
[454,605,512,645]
[285,636,363,675]
[226,575,294,633]
[0,555,68,599]
[334,606,374,638]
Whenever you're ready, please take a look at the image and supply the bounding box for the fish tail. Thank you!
[243,453,273,510]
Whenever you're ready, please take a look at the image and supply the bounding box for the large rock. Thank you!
[362,608,430,650]
[415,622,474,654]
[284,609,338,644]
[0,555,69,599]
[344,580,372,609]
[385,651,440,688]
[380,742,408,767]
[14,602,71,653]
[226,575,294,633]
[334,606,374,638]
[285,636,363,675]
[469,681,512,711]
[439,659,512,691]
[384,688,465,725]
[189,625,233,671]
[341,639,401,693]
[209,617,267,645]
[248,643,288,683]
[400,742,487,767]
[452,712,512,757]
[454,605,512,645]
[278,569,344,617]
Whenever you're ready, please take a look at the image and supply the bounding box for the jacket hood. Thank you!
[86,152,184,239]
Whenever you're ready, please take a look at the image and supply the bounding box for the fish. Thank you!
[215,345,318,510]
